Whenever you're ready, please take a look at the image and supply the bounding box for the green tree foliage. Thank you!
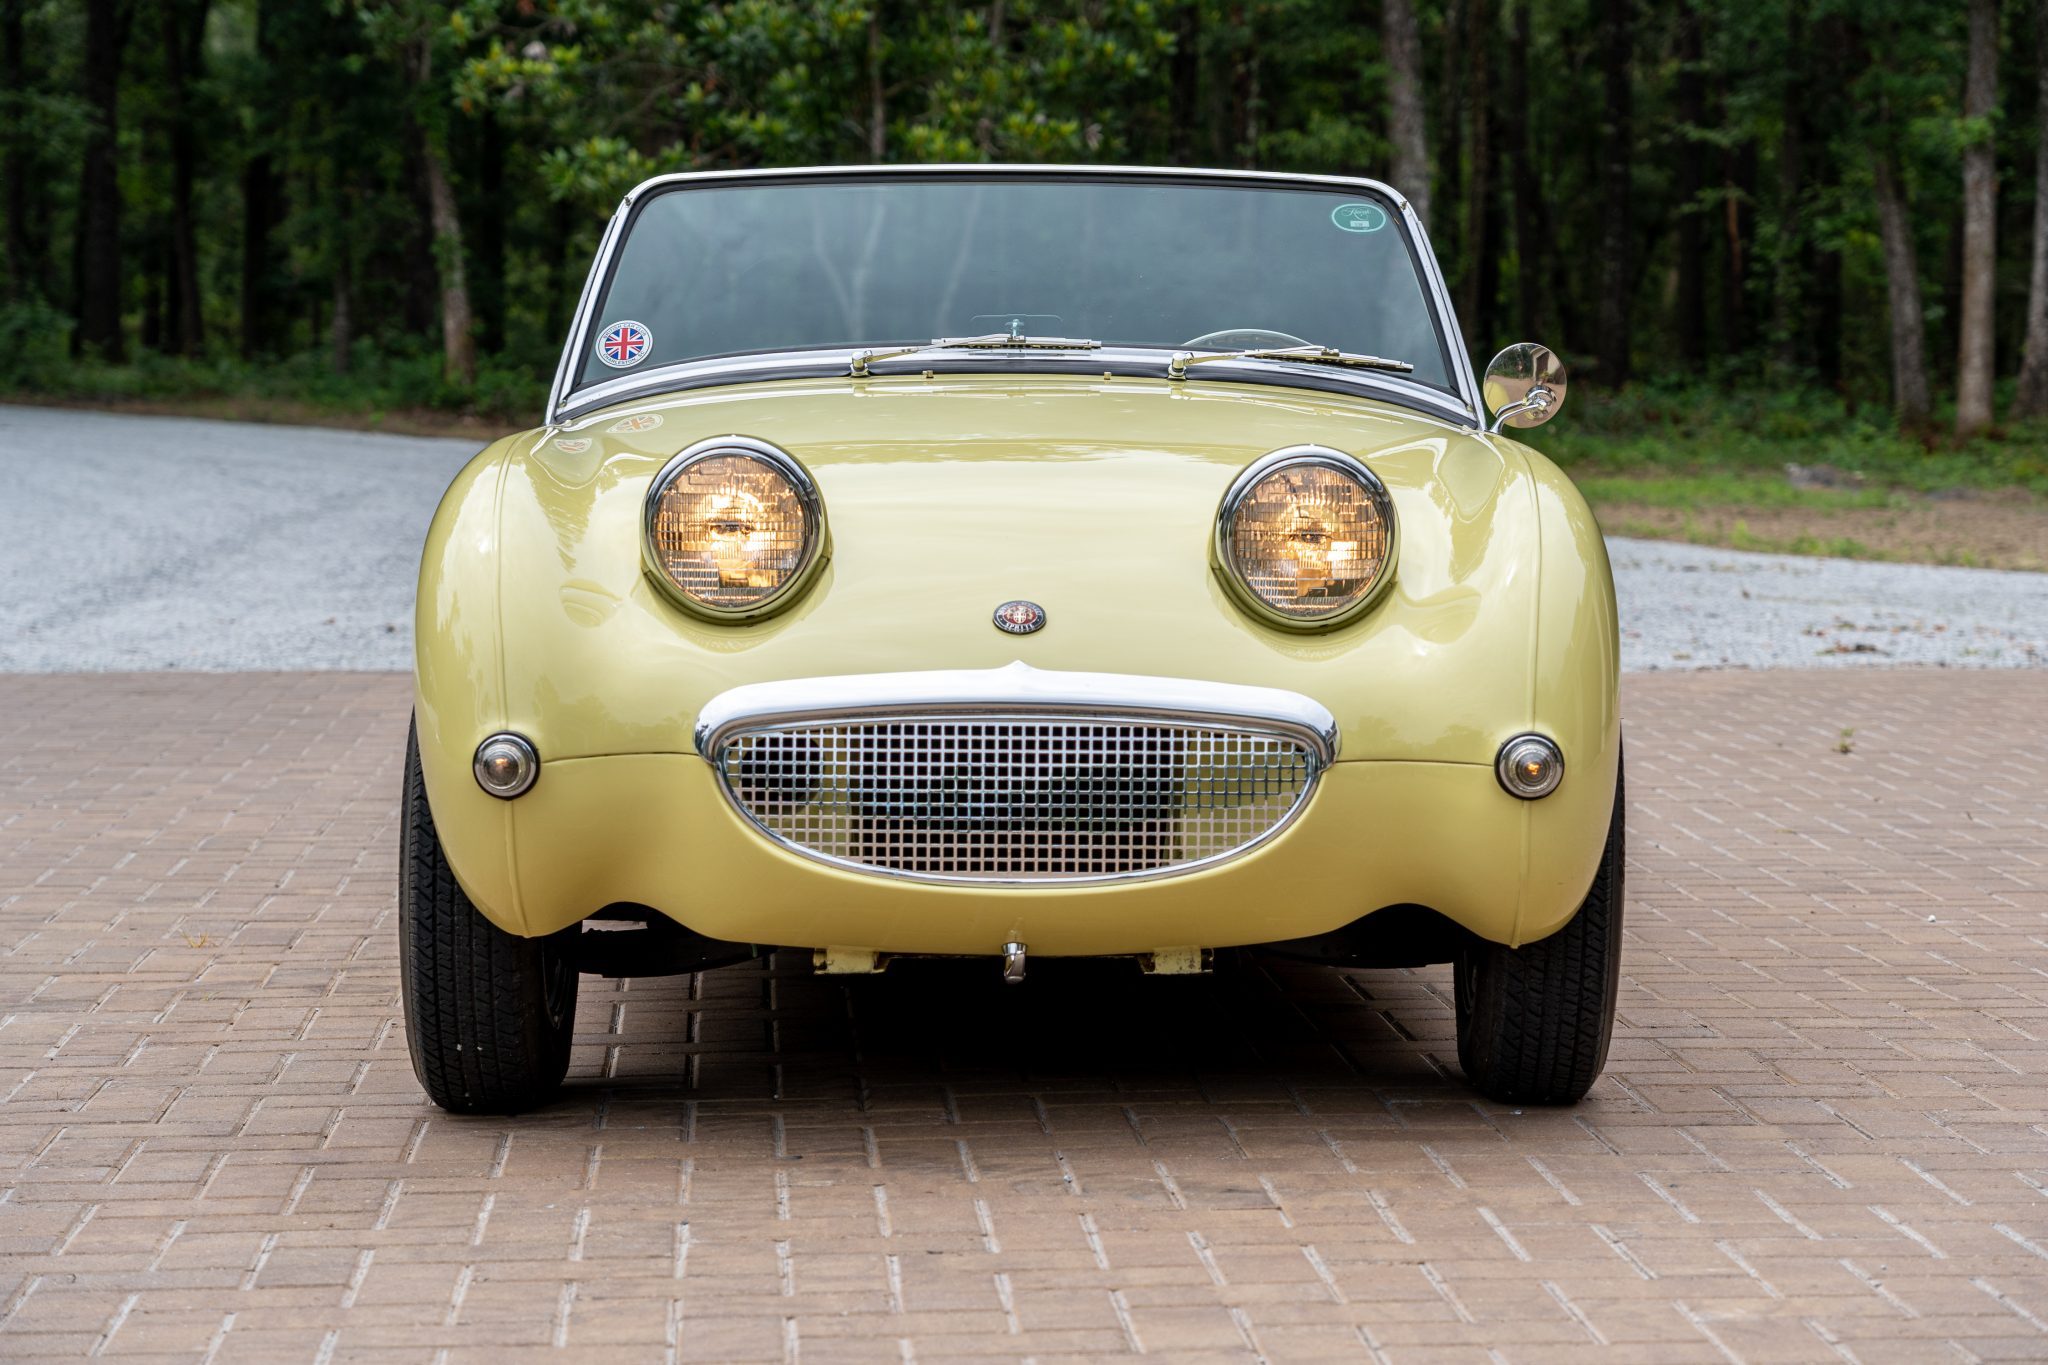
[0,0,2035,430]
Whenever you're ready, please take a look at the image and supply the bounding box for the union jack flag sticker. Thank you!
[595,319,652,369]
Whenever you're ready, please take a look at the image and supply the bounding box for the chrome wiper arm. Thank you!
[850,334,1101,377]
[1166,344,1414,380]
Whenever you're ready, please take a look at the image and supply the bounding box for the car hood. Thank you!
[464,373,1550,764]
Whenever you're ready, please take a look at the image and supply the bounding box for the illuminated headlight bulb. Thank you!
[644,440,825,618]
[1495,734,1564,800]
[702,490,768,586]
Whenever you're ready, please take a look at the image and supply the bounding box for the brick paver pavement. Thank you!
[1,670,2045,1362]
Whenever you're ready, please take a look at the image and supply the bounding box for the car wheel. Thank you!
[1453,762,1624,1105]
[400,718,577,1114]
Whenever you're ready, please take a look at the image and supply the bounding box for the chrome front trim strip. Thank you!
[694,660,1339,761]
[546,164,1480,428]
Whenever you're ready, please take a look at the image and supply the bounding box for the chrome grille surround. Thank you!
[697,663,1336,886]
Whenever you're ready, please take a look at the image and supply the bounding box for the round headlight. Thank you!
[643,436,826,619]
[1215,446,1396,627]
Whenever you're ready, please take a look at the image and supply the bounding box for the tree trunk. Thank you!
[1437,0,1465,282]
[162,0,208,356]
[1506,0,1542,337]
[867,6,886,160]
[1721,132,1755,354]
[1459,0,1495,348]
[239,152,277,357]
[544,198,572,347]
[239,0,277,359]
[1805,13,1849,389]
[400,130,435,336]
[73,0,125,359]
[1244,48,1261,167]
[1810,239,1844,390]
[3,0,34,301]
[1955,0,2000,436]
[475,113,505,354]
[140,243,162,352]
[2017,0,2048,415]
[1168,1,1200,164]
[1594,0,1632,386]
[408,41,474,389]
[1772,2,1808,369]
[331,185,352,375]
[419,140,475,387]
[1383,0,1431,231]
[1874,150,1933,427]
[1673,1,1706,365]
[1228,5,1260,167]
[331,270,352,376]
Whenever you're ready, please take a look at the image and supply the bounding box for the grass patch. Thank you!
[1529,382,2048,497]
[1529,383,2046,569]
[1,312,548,432]
[1599,512,1886,561]
[1570,471,1896,511]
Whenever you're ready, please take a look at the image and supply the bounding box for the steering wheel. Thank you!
[1180,327,1313,350]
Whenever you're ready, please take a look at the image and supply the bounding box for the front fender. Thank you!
[1512,439,1623,942]
[412,436,529,929]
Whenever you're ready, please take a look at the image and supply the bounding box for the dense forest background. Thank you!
[0,0,2039,443]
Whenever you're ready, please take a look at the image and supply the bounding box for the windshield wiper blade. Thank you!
[1167,345,1414,380]
[850,334,1101,376]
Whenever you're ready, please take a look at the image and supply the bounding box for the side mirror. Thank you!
[1482,343,1567,433]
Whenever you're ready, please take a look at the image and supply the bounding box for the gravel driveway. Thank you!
[3,404,2043,672]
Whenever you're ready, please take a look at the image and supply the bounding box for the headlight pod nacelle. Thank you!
[642,435,829,622]
[1213,445,1398,630]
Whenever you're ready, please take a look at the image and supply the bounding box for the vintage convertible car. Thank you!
[403,165,1618,1115]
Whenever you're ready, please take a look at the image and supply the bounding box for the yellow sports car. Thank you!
[403,165,1617,1114]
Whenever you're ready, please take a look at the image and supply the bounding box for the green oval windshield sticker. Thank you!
[1331,202,1389,233]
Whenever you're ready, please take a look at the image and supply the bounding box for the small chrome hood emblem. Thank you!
[992,600,1046,635]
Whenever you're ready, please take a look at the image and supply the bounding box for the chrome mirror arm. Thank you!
[1486,385,1554,433]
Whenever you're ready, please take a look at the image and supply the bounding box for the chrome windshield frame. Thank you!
[546,164,1482,429]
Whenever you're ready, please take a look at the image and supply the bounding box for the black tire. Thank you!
[400,719,577,1114]
[1454,764,1624,1105]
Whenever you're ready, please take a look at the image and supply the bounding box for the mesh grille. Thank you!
[715,714,1320,882]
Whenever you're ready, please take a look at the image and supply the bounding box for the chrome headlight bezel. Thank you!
[641,434,829,622]
[1213,444,1398,631]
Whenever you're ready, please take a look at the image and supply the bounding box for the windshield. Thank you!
[574,176,1456,395]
